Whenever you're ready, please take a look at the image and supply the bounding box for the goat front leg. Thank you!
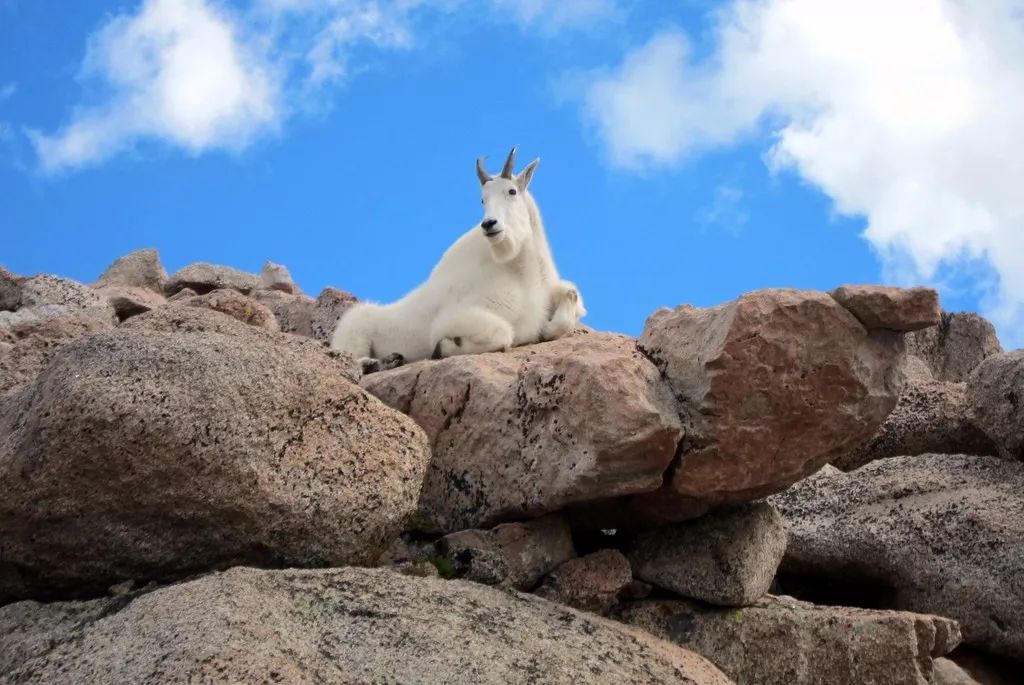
[430,307,515,359]
[542,281,586,341]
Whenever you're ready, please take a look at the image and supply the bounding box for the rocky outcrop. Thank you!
[534,549,634,615]
[363,333,683,531]
[626,289,903,524]
[0,315,428,601]
[968,351,1024,461]
[835,379,995,471]
[771,455,1024,659]
[829,285,941,331]
[617,595,960,685]
[0,566,732,685]
[164,262,259,296]
[436,515,576,590]
[906,312,1003,382]
[628,503,787,607]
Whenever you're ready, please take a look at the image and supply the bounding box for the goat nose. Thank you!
[482,219,498,230]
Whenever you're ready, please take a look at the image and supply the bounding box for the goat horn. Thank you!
[476,156,491,185]
[500,145,518,179]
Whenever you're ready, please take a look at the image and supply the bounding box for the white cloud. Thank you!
[0,83,16,101]
[30,0,280,172]
[488,0,619,31]
[579,0,1024,347]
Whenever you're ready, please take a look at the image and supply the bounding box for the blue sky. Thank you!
[2,0,1022,346]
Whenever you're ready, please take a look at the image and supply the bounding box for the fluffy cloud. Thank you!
[31,0,280,172]
[580,0,1024,346]
[31,0,618,172]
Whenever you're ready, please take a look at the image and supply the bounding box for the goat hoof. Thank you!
[381,353,406,370]
[359,357,382,375]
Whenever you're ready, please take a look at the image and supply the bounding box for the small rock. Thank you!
[312,286,358,342]
[968,350,1024,461]
[94,248,168,294]
[534,549,633,615]
[628,502,787,606]
[0,266,21,311]
[933,658,981,685]
[829,284,941,331]
[617,595,960,685]
[436,514,576,590]
[259,260,300,294]
[165,262,259,296]
[906,311,1003,382]
[166,287,196,303]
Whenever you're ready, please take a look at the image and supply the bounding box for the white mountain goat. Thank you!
[330,147,585,370]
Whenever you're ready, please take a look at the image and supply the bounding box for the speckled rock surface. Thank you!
[0,323,428,602]
[770,455,1024,658]
[617,595,960,685]
[93,248,168,294]
[534,549,633,615]
[628,289,902,523]
[933,658,981,685]
[968,351,1024,461]
[311,286,358,342]
[628,503,787,606]
[165,262,259,296]
[437,515,576,590]
[362,333,682,532]
[829,285,941,332]
[906,312,1003,382]
[93,284,166,320]
[835,379,995,471]
[259,260,300,294]
[0,567,733,685]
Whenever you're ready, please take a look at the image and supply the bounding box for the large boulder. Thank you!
[628,503,787,607]
[164,262,259,296]
[617,595,960,685]
[829,285,940,331]
[968,351,1024,461]
[0,566,732,684]
[906,312,1003,382]
[0,317,428,602]
[173,288,280,332]
[436,515,576,590]
[835,379,995,471]
[362,333,683,531]
[259,260,300,294]
[93,248,168,294]
[1,266,23,310]
[770,454,1024,659]
[627,289,902,523]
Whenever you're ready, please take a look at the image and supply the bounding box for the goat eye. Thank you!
[508,188,517,196]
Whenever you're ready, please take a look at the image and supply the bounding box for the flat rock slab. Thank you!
[829,285,940,331]
[628,502,787,607]
[770,454,1024,659]
[631,289,902,523]
[617,595,960,685]
[362,333,683,532]
[0,566,733,685]
[0,318,427,602]
[165,262,259,296]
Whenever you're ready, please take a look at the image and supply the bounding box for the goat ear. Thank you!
[517,158,540,190]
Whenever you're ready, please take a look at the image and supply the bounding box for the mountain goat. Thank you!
[331,147,585,370]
